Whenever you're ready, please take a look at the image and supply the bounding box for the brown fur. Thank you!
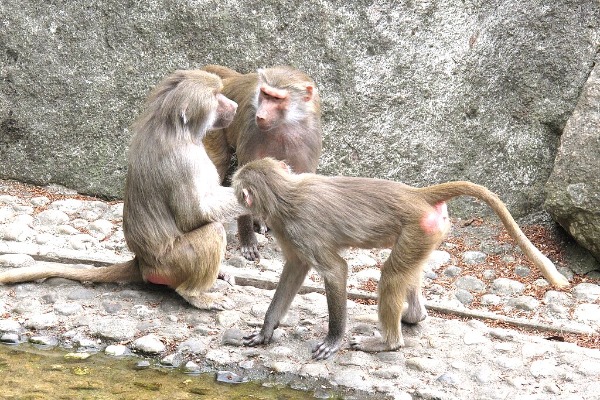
[232,157,569,359]
[202,65,322,260]
[0,70,246,310]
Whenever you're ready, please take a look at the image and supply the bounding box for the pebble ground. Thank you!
[0,180,599,399]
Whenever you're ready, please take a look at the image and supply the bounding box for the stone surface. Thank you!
[507,296,540,311]
[0,176,599,399]
[0,1,598,219]
[491,278,525,295]
[455,276,486,293]
[0,319,22,333]
[572,283,600,302]
[462,251,487,265]
[132,334,166,354]
[105,344,128,356]
[0,253,35,268]
[0,333,19,344]
[545,62,600,261]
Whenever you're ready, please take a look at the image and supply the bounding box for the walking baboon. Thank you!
[232,157,569,359]
[0,70,247,310]
[202,65,322,261]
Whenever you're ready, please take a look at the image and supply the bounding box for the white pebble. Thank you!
[132,334,166,354]
[36,209,70,225]
[2,223,34,241]
[105,344,128,356]
[0,254,35,268]
[69,234,98,250]
[0,206,15,223]
[30,196,50,207]
[0,195,19,204]
[49,199,84,214]
[56,225,79,235]
[89,219,114,237]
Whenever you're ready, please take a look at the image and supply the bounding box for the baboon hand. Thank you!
[312,335,342,360]
[256,221,268,235]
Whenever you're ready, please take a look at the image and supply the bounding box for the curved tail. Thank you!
[0,259,143,284]
[418,181,569,288]
[202,65,242,80]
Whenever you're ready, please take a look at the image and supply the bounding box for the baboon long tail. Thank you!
[418,181,569,288]
[0,259,143,284]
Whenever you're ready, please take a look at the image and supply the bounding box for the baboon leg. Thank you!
[177,223,233,310]
[351,226,441,352]
[245,254,311,346]
[402,276,428,324]
[144,222,231,311]
[312,253,348,360]
[238,214,260,261]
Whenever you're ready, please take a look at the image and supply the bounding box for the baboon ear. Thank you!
[304,85,314,102]
[257,68,266,78]
[242,188,253,207]
[279,160,291,173]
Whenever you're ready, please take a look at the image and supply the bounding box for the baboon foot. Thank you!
[312,335,343,360]
[240,242,260,261]
[243,331,271,347]
[181,292,235,311]
[350,335,403,353]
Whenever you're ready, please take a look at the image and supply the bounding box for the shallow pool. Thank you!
[0,344,329,399]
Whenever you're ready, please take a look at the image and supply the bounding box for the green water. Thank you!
[0,344,328,399]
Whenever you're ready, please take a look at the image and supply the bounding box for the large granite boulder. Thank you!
[545,62,600,263]
[0,0,599,219]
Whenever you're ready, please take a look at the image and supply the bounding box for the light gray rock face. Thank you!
[1,1,598,218]
[545,62,600,263]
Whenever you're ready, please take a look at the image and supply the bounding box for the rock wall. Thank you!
[545,61,600,263]
[1,0,599,218]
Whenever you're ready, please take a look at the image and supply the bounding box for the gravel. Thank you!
[0,179,599,399]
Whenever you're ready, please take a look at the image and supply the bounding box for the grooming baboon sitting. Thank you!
[0,70,247,310]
